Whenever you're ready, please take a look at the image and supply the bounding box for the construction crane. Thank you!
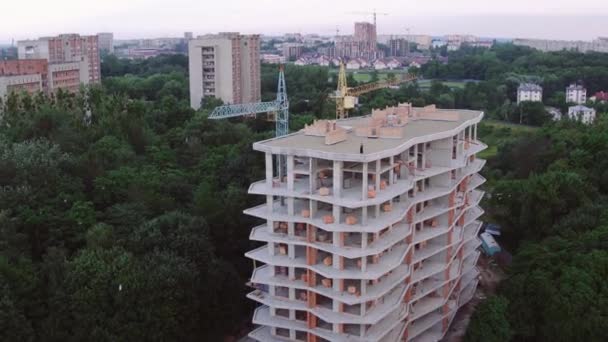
[348,9,388,27]
[209,65,289,175]
[209,65,289,138]
[333,62,417,119]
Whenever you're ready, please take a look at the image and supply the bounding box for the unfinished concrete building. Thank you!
[245,103,486,342]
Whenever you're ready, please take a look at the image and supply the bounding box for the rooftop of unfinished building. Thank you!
[253,104,483,161]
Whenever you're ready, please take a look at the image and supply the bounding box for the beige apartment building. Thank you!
[245,103,486,342]
[18,34,101,84]
[188,32,261,109]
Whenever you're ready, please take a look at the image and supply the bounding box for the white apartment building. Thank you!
[566,84,587,104]
[567,105,596,124]
[188,32,261,109]
[517,83,543,104]
[245,103,486,342]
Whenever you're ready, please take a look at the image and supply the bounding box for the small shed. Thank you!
[480,232,501,256]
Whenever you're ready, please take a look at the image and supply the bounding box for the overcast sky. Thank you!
[2,0,608,42]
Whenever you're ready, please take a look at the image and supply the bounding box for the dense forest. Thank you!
[1,44,608,341]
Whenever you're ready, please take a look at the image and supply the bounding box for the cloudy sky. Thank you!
[1,0,608,42]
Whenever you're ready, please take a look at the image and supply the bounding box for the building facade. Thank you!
[245,103,486,342]
[0,59,89,98]
[98,32,114,54]
[188,32,261,109]
[389,39,408,57]
[18,34,100,84]
[513,37,608,53]
[566,84,586,104]
[517,83,543,104]
[568,105,596,124]
[336,22,379,61]
[282,43,304,61]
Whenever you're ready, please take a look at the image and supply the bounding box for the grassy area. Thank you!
[418,79,467,90]
[478,119,539,158]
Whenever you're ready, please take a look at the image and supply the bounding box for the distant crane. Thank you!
[347,9,389,27]
[209,65,289,138]
[208,65,289,174]
[333,62,417,119]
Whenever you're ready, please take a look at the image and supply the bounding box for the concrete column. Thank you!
[287,155,295,191]
[267,195,273,213]
[333,160,343,198]
[362,206,368,225]
[333,204,341,224]
[389,156,395,185]
[310,158,317,193]
[265,152,273,186]
[474,123,478,140]
[375,159,381,190]
[362,162,368,200]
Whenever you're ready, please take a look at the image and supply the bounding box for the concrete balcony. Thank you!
[249,222,413,259]
[407,298,457,341]
[246,242,411,280]
[247,283,409,325]
[250,264,411,305]
[247,158,486,210]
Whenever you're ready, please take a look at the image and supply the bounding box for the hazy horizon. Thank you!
[1,0,608,43]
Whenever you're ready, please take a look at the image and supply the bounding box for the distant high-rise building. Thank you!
[188,32,261,109]
[98,33,114,54]
[354,22,377,60]
[184,32,194,40]
[281,43,304,61]
[389,38,408,57]
[18,34,101,84]
[336,21,379,61]
[566,83,587,104]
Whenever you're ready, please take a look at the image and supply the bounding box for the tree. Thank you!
[465,295,512,342]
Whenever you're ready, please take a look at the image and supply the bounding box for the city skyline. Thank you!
[1,0,608,43]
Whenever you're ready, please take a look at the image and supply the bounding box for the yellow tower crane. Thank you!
[333,62,417,119]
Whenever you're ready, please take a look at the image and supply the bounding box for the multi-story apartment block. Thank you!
[389,39,408,57]
[336,22,379,61]
[568,105,596,124]
[513,37,608,53]
[566,83,586,104]
[282,43,304,61]
[0,59,89,98]
[0,59,47,98]
[517,83,543,104]
[245,103,486,342]
[17,34,100,84]
[98,32,114,54]
[188,32,261,109]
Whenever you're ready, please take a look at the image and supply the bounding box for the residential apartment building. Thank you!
[0,59,89,98]
[513,37,608,53]
[389,39,408,57]
[98,32,114,54]
[566,83,587,104]
[517,83,543,104]
[336,22,379,61]
[568,105,596,124]
[282,43,304,61]
[17,34,101,83]
[188,32,261,109]
[245,103,486,342]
